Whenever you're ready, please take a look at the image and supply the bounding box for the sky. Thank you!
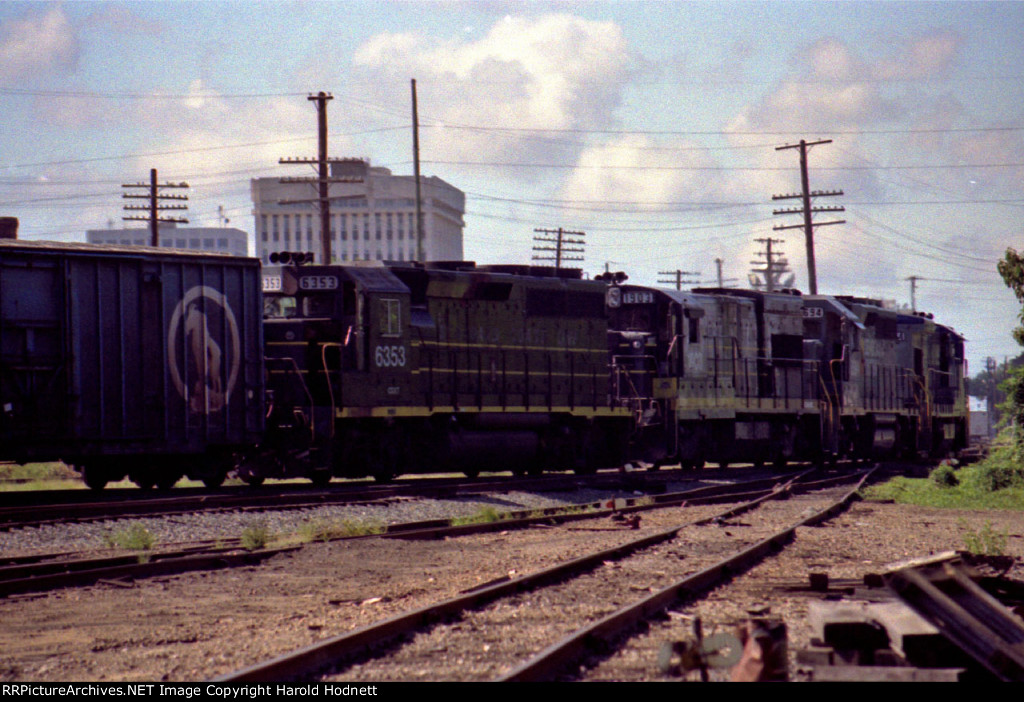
[0,0,1022,375]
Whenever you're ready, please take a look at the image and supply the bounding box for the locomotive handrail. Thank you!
[321,342,342,440]
[264,355,315,442]
[609,354,656,406]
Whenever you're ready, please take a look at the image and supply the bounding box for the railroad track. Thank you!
[0,470,805,597]
[215,468,871,682]
[0,469,673,530]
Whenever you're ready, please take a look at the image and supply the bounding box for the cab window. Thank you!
[264,296,297,319]
[303,294,336,317]
[380,298,401,337]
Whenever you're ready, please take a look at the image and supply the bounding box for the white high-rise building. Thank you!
[86,223,250,256]
[251,159,464,265]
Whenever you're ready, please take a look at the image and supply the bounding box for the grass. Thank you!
[103,523,157,552]
[863,448,1024,511]
[0,461,82,490]
[296,517,385,542]
[450,506,504,526]
[240,520,273,550]
[959,519,1009,556]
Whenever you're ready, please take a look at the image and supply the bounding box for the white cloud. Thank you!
[0,7,79,83]
[873,29,962,80]
[560,135,725,211]
[352,14,635,162]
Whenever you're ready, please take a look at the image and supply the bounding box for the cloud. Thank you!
[84,4,163,36]
[873,29,963,80]
[727,37,898,138]
[352,14,635,162]
[560,135,727,212]
[0,7,79,83]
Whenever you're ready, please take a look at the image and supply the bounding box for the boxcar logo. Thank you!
[167,285,241,413]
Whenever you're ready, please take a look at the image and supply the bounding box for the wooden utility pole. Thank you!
[279,92,362,263]
[412,79,424,261]
[532,227,585,269]
[907,275,924,312]
[772,139,844,294]
[122,168,189,246]
[750,237,792,292]
[658,269,700,290]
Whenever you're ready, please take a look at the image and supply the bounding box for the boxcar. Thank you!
[0,240,264,488]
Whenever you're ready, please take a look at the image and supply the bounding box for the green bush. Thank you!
[930,463,959,488]
[976,445,1024,492]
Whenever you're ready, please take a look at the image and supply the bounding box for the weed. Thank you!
[930,463,959,488]
[451,506,503,526]
[959,519,1009,556]
[297,518,384,542]
[975,445,1024,492]
[104,523,156,551]
[240,520,272,550]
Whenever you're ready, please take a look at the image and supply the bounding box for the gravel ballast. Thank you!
[0,486,1022,682]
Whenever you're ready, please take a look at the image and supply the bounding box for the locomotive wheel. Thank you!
[308,469,332,487]
[201,472,225,489]
[131,472,155,490]
[463,468,480,479]
[157,472,183,490]
[243,474,265,487]
[82,465,108,491]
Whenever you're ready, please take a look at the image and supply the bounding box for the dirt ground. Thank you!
[0,500,1021,682]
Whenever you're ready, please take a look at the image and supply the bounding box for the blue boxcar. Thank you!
[0,240,264,488]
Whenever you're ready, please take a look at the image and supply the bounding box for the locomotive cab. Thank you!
[259,263,412,482]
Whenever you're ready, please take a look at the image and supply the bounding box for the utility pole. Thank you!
[772,139,844,294]
[122,168,189,246]
[749,237,793,293]
[279,92,362,264]
[412,78,425,262]
[658,269,700,290]
[532,227,585,269]
[906,275,923,312]
[715,258,724,288]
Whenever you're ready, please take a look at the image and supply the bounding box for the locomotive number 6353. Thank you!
[374,344,407,368]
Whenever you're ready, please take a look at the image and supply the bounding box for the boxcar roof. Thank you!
[0,238,254,261]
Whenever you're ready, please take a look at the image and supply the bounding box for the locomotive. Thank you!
[248,260,632,484]
[605,283,968,469]
[0,240,968,489]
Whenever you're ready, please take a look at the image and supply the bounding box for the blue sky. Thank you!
[1,0,1022,373]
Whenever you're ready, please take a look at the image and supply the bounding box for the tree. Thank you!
[997,248,1024,454]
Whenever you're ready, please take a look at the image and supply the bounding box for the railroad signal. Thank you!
[269,251,315,265]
